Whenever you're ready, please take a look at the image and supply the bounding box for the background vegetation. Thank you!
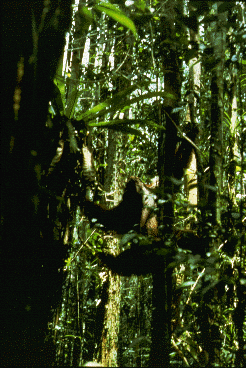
[2,0,246,366]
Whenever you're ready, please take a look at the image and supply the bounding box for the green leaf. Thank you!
[129,91,175,106]
[65,87,79,119]
[52,83,64,115]
[218,2,235,13]
[78,6,94,34]
[78,85,174,123]
[181,281,195,288]
[95,2,138,38]
[107,125,143,136]
[88,119,165,132]
[89,118,150,126]
[134,0,146,12]
[77,81,148,121]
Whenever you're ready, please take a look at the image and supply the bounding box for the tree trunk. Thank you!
[1,2,72,365]
[208,4,226,225]
[150,2,182,364]
[184,27,201,225]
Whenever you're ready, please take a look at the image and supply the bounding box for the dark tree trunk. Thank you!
[149,2,182,364]
[1,1,72,365]
[150,105,179,367]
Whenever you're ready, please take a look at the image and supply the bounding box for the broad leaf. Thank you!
[95,2,138,38]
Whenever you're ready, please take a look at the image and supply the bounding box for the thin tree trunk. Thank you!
[184,27,201,224]
[208,4,226,225]
[100,12,134,364]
